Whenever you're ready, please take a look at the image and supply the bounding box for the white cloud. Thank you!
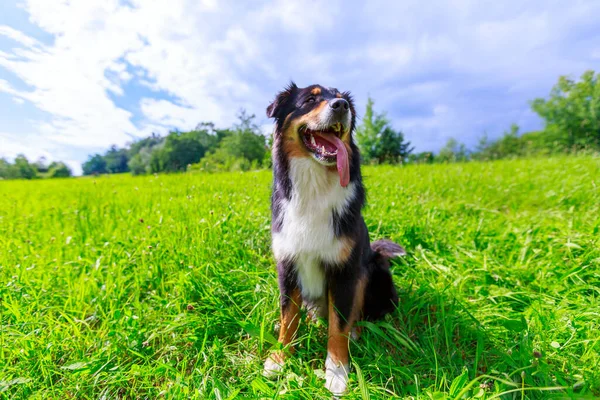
[0,0,599,174]
[0,25,41,47]
[0,132,51,160]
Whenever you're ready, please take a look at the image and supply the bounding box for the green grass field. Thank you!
[1,156,599,399]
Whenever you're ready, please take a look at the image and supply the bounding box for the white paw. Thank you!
[350,327,360,341]
[263,355,284,378]
[324,354,349,396]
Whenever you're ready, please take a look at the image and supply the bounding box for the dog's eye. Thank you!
[305,97,316,104]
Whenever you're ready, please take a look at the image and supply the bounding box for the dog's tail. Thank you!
[363,239,405,321]
[370,239,406,259]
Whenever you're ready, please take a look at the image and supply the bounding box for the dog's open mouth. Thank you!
[300,123,350,187]
[302,123,343,162]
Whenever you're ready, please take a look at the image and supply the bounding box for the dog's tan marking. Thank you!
[311,87,321,95]
[327,277,366,364]
[325,277,366,394]
[278,287,302,349]
[264,287,302,377]
[283,136,308,158]
[281,101,331,159]
[337,236,355,264]
[299,100,328,126]
[265,287,302,374]
[336,92,342,98]
[281,116,309,158]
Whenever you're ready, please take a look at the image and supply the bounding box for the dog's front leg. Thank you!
[264,259,302,377]
[325,270,366,396]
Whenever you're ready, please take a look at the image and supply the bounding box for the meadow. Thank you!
[1,156,599,399]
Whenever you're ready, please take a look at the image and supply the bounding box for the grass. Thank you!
[1,156,599,399]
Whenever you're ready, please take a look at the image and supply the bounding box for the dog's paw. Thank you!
[324,354,349,396]
[263,354,284,379]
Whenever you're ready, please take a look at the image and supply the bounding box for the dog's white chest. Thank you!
[272,159,355,299]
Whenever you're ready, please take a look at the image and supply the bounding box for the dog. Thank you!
[263,83,405,396]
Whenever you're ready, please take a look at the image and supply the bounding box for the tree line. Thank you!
[1,70,598,180]
[0,156,72,180]
[81,110,268,176]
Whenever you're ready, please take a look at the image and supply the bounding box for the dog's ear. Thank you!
[266,82,297,119]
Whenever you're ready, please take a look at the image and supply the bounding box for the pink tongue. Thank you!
[315,133,350,187]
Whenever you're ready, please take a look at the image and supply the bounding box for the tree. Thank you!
[128,133,163,157]
[47,162,72,178]
[471,133,491,161]
[128,152,149,175]
[13,155,38,179]
[531,70,600,150]
[128,134,164,175]
[193,111,267,172]
[104,146,130,174]
[437,138,468,163]
[152,128,221,172]
[34,156,50,173]
[0,158,15,179]
[220,110,266,164]
[1,156,73,180]
[407,152,434,164]
[355,97,413,164]
[493,124,521,158]
[82,154,108,175]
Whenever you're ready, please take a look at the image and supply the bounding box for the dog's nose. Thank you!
[329,98,349,113]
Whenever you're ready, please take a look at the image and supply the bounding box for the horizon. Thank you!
[2,0,600,175]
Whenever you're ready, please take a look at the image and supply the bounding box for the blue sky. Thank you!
[1,0,599,174]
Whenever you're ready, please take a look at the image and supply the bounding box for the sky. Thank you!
[1,0,599,175]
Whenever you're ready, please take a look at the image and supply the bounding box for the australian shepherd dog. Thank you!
[263,83,405,395]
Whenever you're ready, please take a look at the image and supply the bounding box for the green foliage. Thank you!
[82,154,108,175]
[127,152,149,176]
[437,137,469,162]
[127,134,163,176]
[356,97,413,164]
[219,111,266,164]
[0,155,38,180]
[439,70,600,164]
[0,158,17,179]
[192,153,252,173]
[84,111,266,176]
[1,157,599,398]
[104,146,130,174]
[472,124,525,161]
[0,155,72,180]
[407,151,435,164]
[33,157,50,174]
[532,70,600,150]
[192,110,267,173]
[128,133,163,157]
[47,162,72,178]
[152,129,219,172]
[12,154,38,179]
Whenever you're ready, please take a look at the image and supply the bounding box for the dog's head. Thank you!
[266,83,357,187]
